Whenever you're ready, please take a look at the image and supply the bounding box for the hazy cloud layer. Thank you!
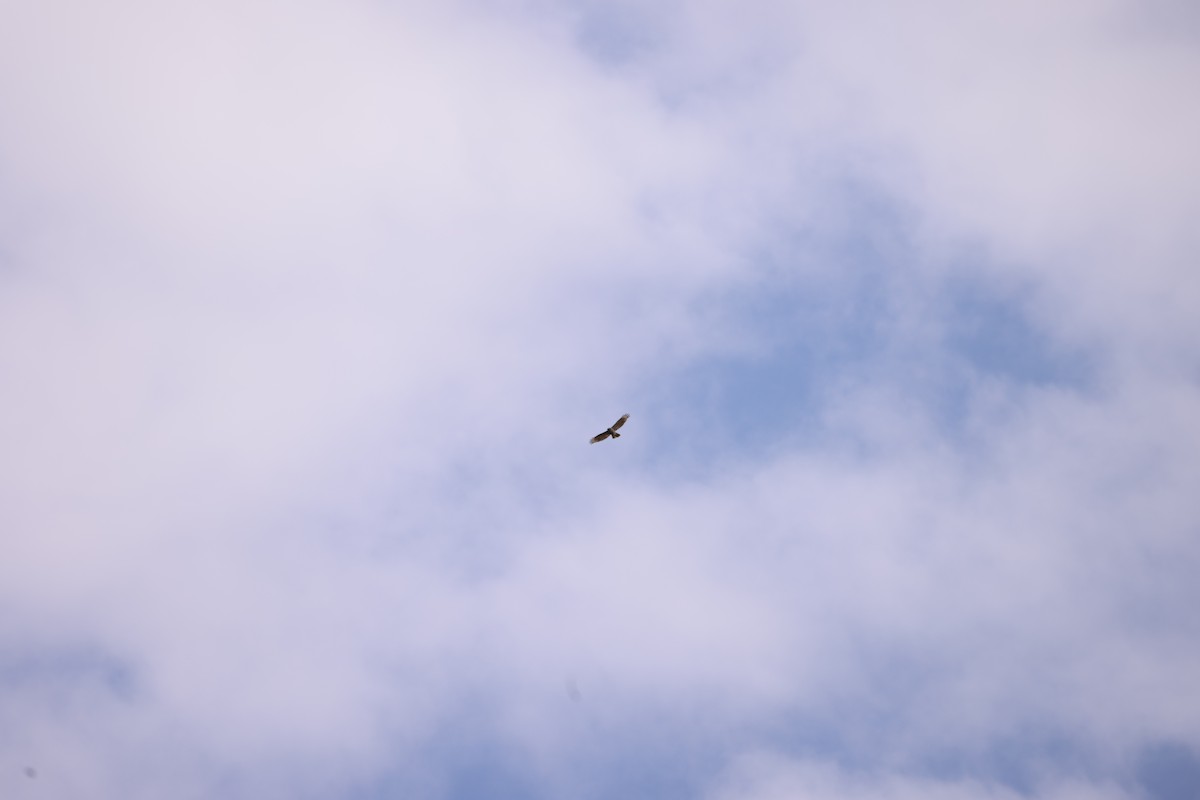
[2,1,1198,798]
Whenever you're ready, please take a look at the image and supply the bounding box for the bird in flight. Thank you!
[590,413,630,443]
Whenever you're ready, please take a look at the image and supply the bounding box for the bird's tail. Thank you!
[611,431,621,438]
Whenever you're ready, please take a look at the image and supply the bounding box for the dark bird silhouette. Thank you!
[590,413,630,443]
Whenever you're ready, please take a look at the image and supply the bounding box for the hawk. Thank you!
[590,413,630,444]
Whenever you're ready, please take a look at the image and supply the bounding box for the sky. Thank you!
[1,1,1199,798]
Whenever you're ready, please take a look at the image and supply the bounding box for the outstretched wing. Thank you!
[589,430,613,444]
[610,413,630,431]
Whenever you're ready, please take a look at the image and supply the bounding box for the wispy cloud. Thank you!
[1,1,1198,798]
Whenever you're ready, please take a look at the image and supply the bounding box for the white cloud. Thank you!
[709,753,1132,800]
[1,1,1198,798]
